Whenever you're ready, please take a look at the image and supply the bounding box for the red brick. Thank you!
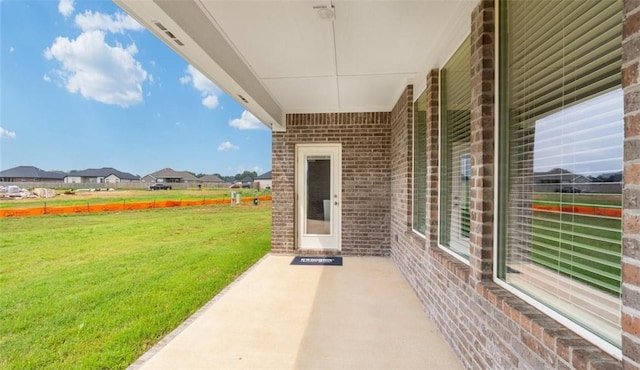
[624,312,640,337]
[274,111,392,255]
[624,262,640,286]
[627,164,640,186]
[626,11,640,38]
[624,63,639,87]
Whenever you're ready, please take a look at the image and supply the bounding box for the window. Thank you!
[412,90,427,235]
[497,0,623,350]
[439,37,471,259]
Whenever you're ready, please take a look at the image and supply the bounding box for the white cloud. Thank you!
[44,31,148,107]
[43,74,51,82]
[202,95,219,109]
[0,126,16,139]
[74,10,143,34]
[180,65,221,109]
[58,0,74,17]
[218,141,239,151]
[229,110,266,130]
[9,46,14,53]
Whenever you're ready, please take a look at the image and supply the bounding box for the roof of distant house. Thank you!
[67,167,139,180]
[146,168,200,181]
[0,165,66,180]
[255,171,272,180]
[240,176,254,183]
[199,174,225,183]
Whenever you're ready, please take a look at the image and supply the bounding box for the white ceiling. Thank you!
[114,0,476,131]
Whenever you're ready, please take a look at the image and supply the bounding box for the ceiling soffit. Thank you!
[115,0,475,129]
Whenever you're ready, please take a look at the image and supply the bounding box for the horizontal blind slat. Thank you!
[503,0,623,345]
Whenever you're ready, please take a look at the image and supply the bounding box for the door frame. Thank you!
[295,143,342,251]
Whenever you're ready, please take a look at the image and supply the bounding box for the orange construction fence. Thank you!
[3,197,619,219]
[531,203,621,218]
[0,195,272,218]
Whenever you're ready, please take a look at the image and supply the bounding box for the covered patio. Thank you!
[128,255,461,369]
[113,0,640,368]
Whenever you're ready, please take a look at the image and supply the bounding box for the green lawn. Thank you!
[0,203,271,369]
[529,192,622,296]
[533,192,622,207]
[0,188,270,209]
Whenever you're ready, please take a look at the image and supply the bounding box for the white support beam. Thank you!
[114,0,285,131]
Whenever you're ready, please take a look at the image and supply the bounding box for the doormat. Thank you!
[290,256,343,266]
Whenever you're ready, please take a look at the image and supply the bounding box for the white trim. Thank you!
[413,81,426,104]
[491,1,622,359]
[413,1,474,98]
[114,0,285,132]
[436,35,471,264]
[494,279,622,359]
[438,242,471,265]
[412,229,427,240]
[295,143,342,251]
[411,86,427,237]
[492,0,501,289]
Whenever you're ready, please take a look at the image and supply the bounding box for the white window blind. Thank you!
[500,0,623,347]
[440,37,471,258]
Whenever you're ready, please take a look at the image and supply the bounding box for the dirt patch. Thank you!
[0,189,140,204]
[0,195,272,218]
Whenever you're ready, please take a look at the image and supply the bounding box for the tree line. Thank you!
[188,170,258,183]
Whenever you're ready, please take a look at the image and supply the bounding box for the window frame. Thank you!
[411,88,427,238]
[491,0,622,359]
[437,35,472,264]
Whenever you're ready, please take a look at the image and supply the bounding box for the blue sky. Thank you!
[0,0,272,177]
[533,89,623,176]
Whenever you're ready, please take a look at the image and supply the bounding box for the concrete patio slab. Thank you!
[129,254,462,370]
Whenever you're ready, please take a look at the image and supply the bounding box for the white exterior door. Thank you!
[296,144,341,251]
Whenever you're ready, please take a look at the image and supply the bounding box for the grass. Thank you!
[533,192,622,207]
[528,192,622,296]
[0,203,271,369]
[0,188,270,209]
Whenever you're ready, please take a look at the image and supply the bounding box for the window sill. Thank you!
[421,244,620,366]
[427,246,470,284]
[478,282,621,366]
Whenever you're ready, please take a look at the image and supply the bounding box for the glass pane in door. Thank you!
[306,156,331,235]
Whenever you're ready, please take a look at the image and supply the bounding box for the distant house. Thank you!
[143,168,200,183]
[64,168,140,184]
[255,171,272,190]
[534,168,590,186]
[199,174,226,185]
[240,176,254,188]
[0,166,66,182]
[531,168,624,193]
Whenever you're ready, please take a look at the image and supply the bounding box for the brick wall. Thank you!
[468,0,495,286]
[390,86,413,247]
[623,0,640,367]
[391,0,624,368]
[271,113,391,256]
[269,0,637,367]
[425,70,440,249]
